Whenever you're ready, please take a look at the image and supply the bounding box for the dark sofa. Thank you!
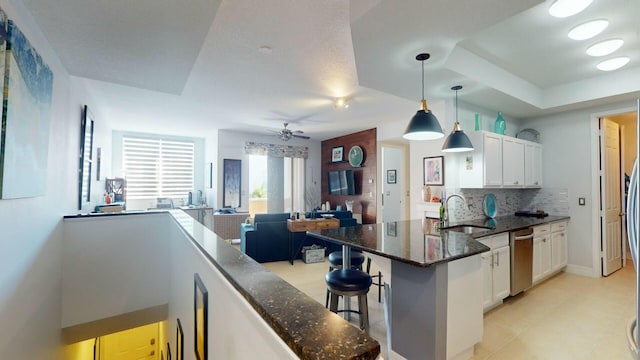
[240,211,356,263]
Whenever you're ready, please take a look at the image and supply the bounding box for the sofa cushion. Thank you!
[254,213,291,223]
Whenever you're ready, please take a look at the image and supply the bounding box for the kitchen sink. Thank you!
[441,224,494,234]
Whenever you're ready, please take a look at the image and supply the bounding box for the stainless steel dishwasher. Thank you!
[510,227,534,296]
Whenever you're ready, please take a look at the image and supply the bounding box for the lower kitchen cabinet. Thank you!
[551,221,568,272]
[533,222,568,285]
[479,233,510,312]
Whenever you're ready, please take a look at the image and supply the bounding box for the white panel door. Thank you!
[540,235,551,279]
[602,119,622,276]
[101,323,158,360]
[502,138,525,187]
[382,146,405,222]
[481,251,493,311]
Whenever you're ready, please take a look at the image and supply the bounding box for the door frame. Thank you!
[377,142,409,223]
[590,106,636,278]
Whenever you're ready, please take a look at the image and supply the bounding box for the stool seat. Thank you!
[326,269,372,292]
[328,251,365,268]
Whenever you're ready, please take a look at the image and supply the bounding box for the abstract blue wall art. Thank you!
[0,18,54,199]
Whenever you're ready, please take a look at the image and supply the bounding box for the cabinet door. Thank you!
[503,138,525,187]
[551,231,567,271]
[492,246,511,301]
[532,237,542,283]
[525,143,542,187]
[540,235,552,278]
[483,133,503,186]
[481,251,493,311]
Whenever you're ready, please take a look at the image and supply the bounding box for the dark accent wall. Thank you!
[321,128,376,224]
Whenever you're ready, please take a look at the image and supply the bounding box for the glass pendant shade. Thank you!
[403,53,444,141]
[442,123,474,152]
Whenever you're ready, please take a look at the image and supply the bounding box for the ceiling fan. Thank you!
[270,122,310,141]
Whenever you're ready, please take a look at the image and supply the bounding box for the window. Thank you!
[122,136,195,200]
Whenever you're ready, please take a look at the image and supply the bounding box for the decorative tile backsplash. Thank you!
[446,188,569,222]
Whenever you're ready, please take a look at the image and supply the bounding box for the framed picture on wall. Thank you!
[423,156,444,186]
[331,146,344,162]
[176,318,184,360]
[223,159,241,208]
[194,273,208,360]
[387,170,397,184]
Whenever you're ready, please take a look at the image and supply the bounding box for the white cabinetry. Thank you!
[478,233,510,312]
[458,131,541,188]
[532,224,551,284]
[524,142,543,187]
[458,131,502,188]
[551,221,568,272]
[503,138,525,187]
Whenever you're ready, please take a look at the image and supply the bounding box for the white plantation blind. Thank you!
[122,136,195,199]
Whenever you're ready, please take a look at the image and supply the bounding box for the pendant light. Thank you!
[442,85,474,152]
[402,53,444,141]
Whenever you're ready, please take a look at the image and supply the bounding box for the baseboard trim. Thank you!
[565,264,597,278]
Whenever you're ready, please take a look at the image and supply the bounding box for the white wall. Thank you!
[521,100,638,275]
[62,215,170,327]
[0,1,102,358]
[217,130,321,211]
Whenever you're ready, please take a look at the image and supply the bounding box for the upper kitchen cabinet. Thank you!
[458,131,503,188]
[524,142,543,187]
[458,131,542,189]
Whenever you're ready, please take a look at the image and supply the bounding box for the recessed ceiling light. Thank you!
[548,0,592,18]
[596,57,630,71]
[568,19,608,40]
[258,46,272,54]
[586,39,624,57]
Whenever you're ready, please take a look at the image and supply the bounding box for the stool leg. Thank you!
[325,289,330,308]
[329,291,339,313]
[358,293,369,333]
[378,271,383,303]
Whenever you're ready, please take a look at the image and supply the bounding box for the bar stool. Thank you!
[365,257,384,303]
[325,269,373,333]
[325,251,365,307]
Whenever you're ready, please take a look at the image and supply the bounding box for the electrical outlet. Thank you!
[578,197,586,206]
[467,196,473,208]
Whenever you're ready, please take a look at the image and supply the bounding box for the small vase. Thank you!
[474,113,481,131]
[494,111,506,135]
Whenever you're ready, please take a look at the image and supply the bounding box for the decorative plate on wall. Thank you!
[348,145,363,167]
[483,193,497,218]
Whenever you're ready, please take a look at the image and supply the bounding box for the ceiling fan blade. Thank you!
[292,134,310,139]
[293,130,304,134]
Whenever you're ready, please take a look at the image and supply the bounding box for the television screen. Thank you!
[328,171,341,195]
[328,170,355,195]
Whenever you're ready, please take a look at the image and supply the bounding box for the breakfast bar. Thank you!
[308,220,490,360]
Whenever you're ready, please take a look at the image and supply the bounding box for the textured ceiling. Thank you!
[20,0,640,140]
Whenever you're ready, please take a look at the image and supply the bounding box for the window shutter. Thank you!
[123,136,194,200]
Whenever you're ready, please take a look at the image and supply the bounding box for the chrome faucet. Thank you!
[444,193,466,223]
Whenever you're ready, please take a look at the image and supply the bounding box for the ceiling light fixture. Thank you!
[586,39,624,57]
[548,0,592,18]
[568,19,608,40]
[596,56,630,71]
[334,97,349,109]
[402,53,444,141]
[442,85,474,153]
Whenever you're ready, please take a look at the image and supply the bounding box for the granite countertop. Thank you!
[168,211,380,360]
[445,215,571,238]
[308,220,491,267]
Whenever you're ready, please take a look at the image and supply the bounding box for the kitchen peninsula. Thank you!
[308,220,491,360]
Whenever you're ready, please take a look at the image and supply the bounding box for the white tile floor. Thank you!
[263,258,637,360]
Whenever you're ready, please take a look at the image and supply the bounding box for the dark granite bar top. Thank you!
[308,220,491,267]
[168,210,380,360]
[307,215,569,268]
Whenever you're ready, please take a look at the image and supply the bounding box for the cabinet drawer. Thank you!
[551,221,567,233]
[315,220,338,229]
[533,224,550,236]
